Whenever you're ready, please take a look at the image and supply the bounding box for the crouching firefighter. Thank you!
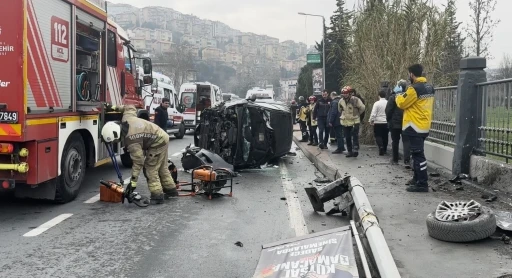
[101,105,179,204]
[297,96,309,142]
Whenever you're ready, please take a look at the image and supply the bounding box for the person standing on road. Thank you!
[339,86,365,157]
[328,91,345,154]
[351,88,366,123]
[306,96,319,146]
[313,90,332,149]
[290,100,298,125]
[369,90,389,156]
[153,98,171,132]
[102,105,179,204]
[386,79,411,165]
[329,92,338,146]
[297,96,309,142]
[396,64,435,192]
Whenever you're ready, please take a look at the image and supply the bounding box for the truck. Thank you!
[0,0,153,203]
[145,72,186,139]
[178,82,223,130]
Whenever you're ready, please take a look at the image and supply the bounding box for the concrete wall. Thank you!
[470,155,512,194]
[397,138,454,172]
[396,136,512,195]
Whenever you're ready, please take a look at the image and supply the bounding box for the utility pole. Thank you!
[298,12,326,90]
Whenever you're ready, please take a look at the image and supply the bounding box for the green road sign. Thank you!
[307,53,321,64]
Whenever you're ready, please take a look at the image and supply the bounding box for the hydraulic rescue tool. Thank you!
[170,162,235,200]
[99,142,150,207]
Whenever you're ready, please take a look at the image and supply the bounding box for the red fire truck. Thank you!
[0,0,153,203]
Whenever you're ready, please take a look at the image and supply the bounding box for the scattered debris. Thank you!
[313,177,332,184]
[455,186,464,191]
[280,197,287,201]
[485,196,498,203]
[495,210,512,231]
[502,235,511,245]
[235,241,244,247]
[429,172,441,177]
[449,173,469,184]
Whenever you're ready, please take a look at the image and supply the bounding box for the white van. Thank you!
[145,72,186,138]
[246,87,275,101]
[178,82,223,130]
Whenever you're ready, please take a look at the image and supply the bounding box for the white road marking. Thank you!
[23,213,73,237]
[84,178,130,204]
[171,152,182,157]
[84,194,100,203]
[279,160,309,236]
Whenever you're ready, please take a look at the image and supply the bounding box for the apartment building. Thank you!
[201,47,223,61]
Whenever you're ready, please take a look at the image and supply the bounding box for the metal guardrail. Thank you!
[476,78,512,162]
[428,86,457,146]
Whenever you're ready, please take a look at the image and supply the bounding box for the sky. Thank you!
[109,0,511,68]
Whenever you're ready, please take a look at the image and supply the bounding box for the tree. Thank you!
[343,0,450,143]
[438,0,465,86]
[466,0,500,58]
[325,0,352,90]
[154,42,195,89]
[495,54,512,80]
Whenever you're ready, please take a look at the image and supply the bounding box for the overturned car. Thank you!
[194,99,293,169]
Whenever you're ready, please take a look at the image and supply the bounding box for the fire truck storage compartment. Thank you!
[76,22,101,103]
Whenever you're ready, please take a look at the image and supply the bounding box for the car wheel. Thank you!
[121,152,133,168]
[174,123,186,139]
[55,133,86,203]
[426,206,496,243]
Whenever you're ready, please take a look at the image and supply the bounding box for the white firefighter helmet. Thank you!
[101,121,121,143]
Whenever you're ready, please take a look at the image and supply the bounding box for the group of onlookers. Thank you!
[297,87,366,158]
[295,63,434,193]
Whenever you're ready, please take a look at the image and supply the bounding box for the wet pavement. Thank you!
[293,129,512,278]
[0,135,348,278]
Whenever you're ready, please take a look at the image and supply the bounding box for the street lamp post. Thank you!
[298,12,326,91]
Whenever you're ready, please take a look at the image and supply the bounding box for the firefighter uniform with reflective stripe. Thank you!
[118,105,177,198]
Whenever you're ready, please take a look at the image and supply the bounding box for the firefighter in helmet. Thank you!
[296,96,309,142]
[101,105,178,204]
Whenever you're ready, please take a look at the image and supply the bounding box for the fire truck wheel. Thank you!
[121,152,133,168]
[55,133,86,203]
[174,123,186,139]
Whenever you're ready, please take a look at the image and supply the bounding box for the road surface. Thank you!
[0,135,347,278]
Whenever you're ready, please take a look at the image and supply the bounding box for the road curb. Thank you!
[292,136,341,181]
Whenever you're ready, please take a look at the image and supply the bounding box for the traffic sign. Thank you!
[307,53,321,64]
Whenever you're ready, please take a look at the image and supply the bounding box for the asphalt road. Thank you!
[0,135,347,278]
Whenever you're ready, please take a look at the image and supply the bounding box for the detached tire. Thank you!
[55,133,86,203]
[426,206,496,243]
[174,123,185,139]
[121,152,133,168]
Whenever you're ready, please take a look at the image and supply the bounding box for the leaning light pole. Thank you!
[298,12,326,91]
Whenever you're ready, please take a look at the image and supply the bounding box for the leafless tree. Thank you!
[154,43,195,89]
[496,54,512,80]
[466,0,500,58]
